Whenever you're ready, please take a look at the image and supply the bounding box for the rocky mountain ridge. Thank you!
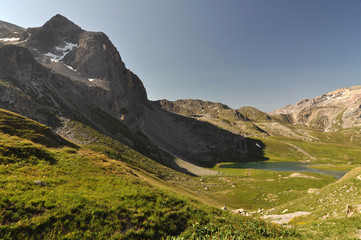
[156,99,279,138]
[270,86,361,131]
[0,20,24,39]
[0,15,250,169]
[156,99,250,121]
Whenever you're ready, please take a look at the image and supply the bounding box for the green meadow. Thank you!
[0,108,296,239]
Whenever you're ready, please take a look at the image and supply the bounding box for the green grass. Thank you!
[60,119,175,177]
[2,101,361,239]
[0,108,75,148]
[152,102,361,238]
[237,106,272,122]
[0,78,13,88]
[310,127,361,146]
[200,166,335,210]
[267,167,361,239]
[253,136,361,168]
[0,108,296,239]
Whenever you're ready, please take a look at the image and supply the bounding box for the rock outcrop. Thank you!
[269,86,361,131]
[23,14,83,53]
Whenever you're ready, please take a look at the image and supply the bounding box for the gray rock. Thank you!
[34,180,47,186]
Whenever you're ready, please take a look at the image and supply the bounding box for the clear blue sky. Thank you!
[1,0,361,111]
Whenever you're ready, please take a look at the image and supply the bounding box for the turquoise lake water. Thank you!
[220,161,348,179]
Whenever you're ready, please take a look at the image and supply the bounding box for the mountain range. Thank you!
[0,14,251,170]
[1,14,361,239]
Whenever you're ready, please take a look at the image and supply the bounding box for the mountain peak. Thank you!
[23,14,83,52]
[43,14,81,31]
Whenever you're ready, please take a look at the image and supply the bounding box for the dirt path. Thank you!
[261,211,311,224]
[286,143,315,161]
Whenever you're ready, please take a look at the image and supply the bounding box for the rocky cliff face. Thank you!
[20,15,148,122]
[269,86,361,131]
[0,15,250,168]
[62,31,148,119]
[0,20,24,39]
[22,14,83,53]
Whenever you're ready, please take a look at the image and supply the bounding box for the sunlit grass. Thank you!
[0,108,296,239]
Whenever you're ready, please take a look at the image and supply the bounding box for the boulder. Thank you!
[34,180,47,186]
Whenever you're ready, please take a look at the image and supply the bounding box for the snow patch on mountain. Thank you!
[44,41,77,62]
[63,63,76,72]
[0,37,20,42]
[15,34,31,45]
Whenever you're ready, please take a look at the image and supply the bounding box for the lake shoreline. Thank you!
[220,161,348,179]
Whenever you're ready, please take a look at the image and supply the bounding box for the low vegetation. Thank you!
[1,102,361,239]
[0,108,296,239]
[268,167,361,239]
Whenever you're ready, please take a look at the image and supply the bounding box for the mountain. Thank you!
[157,99,249,121]
[156,99,276,138]
[270,86,361,131]
[237,106,273,122]
[0,15,253,169]
[2,14,361,240]
[0,20,24,39]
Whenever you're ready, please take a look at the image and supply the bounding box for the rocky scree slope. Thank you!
[270,86,361,131]
[0,15,250,168]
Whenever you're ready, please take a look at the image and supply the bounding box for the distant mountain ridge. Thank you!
[270,86,361,131]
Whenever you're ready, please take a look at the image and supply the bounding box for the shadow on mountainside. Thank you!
[68,103,268,176]
[141,102,268,170]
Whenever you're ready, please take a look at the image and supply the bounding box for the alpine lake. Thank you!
[220,161,348,179]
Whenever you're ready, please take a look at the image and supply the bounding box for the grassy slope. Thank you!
[154,101,361,238]
[202,167,335,210]
[268,167,361,239]
[153,103,361,214]
[169,120,361,212]
[0,108,75,148]
[260,136,361,171]
[0,108,296,239]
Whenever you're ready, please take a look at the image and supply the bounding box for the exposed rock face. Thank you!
[0,44,89,126]
[19,14,147,123]
[0,15,250,168]
[23,14,83,53]
[64,32,123,80]
[0,20,24,38]
[269,86,361,131]
[63,31,148,119]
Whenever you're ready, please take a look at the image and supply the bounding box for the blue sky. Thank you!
[0,0,360,111]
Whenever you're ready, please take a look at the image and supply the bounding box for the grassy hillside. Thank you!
[0,108,75,148]
[2,105,361,239]
[0,108,296,239]
[237,106,272,122]
[267,167,361,239]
